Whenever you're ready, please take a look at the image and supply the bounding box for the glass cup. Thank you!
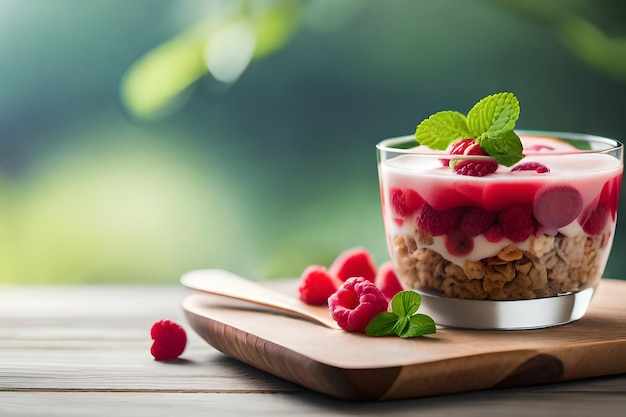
[377,131,623,329]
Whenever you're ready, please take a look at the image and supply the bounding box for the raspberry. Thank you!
[599,176,622,219]
[374,261,403,302]
[390,187,424,217]
[511,162,550,173]
[416,203,462,236]
[444,229,474,256]
[460,207,497,237]
[441,138,481,166]
[463,143,488,156]
[449,138,477,155]
[328,277,388,332]
[329,247,377,283]
[150,319,187,361]
[298,265,340,305]
[498,205,535,242]
[533,185,583,233]
[452,158,498,177]
[484,223,504,242]
[580,205,610,235]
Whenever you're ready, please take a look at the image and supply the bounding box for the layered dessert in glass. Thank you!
[377,106,623,329]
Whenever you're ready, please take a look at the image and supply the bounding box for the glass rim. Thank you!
[376,130,624,156]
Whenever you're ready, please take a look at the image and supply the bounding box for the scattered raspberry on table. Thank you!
[150,319,187,361]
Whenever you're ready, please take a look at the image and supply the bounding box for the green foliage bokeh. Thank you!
[1,0,625,283]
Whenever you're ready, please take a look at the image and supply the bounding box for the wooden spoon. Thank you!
[180,269,340,329]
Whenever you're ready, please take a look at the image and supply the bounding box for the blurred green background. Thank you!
[1,0,625,284]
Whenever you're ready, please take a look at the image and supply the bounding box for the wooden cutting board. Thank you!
[183,278,626,401]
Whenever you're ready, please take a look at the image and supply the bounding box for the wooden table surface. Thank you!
[2,284,626,417]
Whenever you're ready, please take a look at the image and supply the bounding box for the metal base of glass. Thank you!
[417,286,597,330]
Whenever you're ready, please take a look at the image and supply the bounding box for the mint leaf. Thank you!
[391,290,421,317]
[365,311,398,336]
[399,314,437,338]
[413,92,524,169]
[366,290,436,338]
[467,92,520,138]
[479,130,523,166]
[393,315,410,335]
[414,111,471,150]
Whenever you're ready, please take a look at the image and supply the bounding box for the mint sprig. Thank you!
[480,129,523,167]
[365,291,436,338]
[414,92,523,166]
[411,111,472,150]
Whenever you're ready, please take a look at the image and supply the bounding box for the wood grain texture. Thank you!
[2,382,626,417]
[183,278,626,401]
[2,284,626,416]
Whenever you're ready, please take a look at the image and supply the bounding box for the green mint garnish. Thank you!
[365,291,436,338]
[480,129,524,167]
[411,111,472,150]
[414,92,523,166]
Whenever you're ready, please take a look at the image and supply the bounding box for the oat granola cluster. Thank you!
[393,232,606,301]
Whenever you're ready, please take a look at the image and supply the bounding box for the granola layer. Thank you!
[393,232,605,301]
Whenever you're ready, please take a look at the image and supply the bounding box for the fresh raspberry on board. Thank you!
[451,158,498,177]
[298,265,340,305]
[511,162,550,173]
[329,247,377,283]
[498,205,535,242]
[375,261,403,302]
[150,319,187,361]
[328,277,389,332]
[390,187,424,217]
[416,203,463,236]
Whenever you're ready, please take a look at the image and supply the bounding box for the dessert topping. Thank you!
[511,161,550,173]
[415,92,524,172]
[451,158,499,177]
